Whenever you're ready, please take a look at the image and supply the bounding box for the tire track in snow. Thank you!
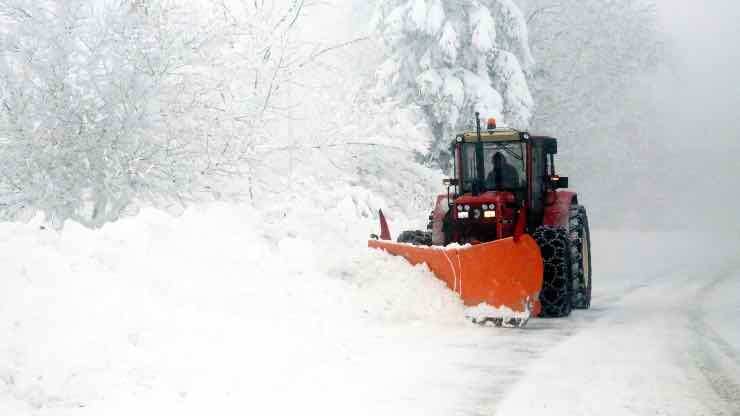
[471,269,661,415]
[592,260,702,318]
[687,265,740,415]
[474,258,700,414]
[481,235,740,416]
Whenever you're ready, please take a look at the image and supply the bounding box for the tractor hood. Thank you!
[452,191,517,220]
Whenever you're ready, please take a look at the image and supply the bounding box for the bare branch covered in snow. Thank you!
[0,0,306,228]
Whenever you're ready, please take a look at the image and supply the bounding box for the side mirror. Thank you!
[443,178,459,186]
[550,175,569,189]
[543,138,558,154]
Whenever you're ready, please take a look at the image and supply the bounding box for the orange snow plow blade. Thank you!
[369,237,544,320]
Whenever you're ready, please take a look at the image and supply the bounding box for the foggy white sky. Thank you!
[654,0,740,147]
[645,1,740,230]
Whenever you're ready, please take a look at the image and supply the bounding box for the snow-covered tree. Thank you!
[519,0,661,147]
[374,0,535,166]
[0,0,303,227]
[517,0,663,227]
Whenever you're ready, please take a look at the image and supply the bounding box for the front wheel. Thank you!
[397,230,432,246]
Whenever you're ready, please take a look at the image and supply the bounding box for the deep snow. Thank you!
[1,203,738,415]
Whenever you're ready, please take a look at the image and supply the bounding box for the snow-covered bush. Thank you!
[0,0,302,228]
[374,0,535,166]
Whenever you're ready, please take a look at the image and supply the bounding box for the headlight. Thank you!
[464,205,470,211]
[484,211,496,218]
[457,211,469,219]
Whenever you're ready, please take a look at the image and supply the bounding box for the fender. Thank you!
[543,191,578,227]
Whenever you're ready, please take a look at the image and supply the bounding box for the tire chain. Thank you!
[533,226,573,317]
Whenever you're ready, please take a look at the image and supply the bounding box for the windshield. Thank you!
[460,141,526,192]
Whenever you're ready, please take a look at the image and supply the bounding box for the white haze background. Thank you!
[651,0,740,232]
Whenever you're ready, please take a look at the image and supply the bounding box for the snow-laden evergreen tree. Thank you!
[374,0,535,166]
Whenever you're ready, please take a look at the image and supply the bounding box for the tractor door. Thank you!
[528,137,557,230]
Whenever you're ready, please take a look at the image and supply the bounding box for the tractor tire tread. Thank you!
[397,230,432,246]
[569,205,592,309]
[533,226,573,318]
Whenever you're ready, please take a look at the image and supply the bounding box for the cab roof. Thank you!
[458,128,524,143]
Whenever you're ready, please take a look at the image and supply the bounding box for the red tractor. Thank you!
[370,113,591,323]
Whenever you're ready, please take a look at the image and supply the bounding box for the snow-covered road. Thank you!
[0,203,737,415]
[494,231,740,416]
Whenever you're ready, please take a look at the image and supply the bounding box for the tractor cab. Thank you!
[456,126,527,196]
[438,115,568,245]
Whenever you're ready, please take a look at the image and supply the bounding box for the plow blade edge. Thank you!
[369,237,544,316]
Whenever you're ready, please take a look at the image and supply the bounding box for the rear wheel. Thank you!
[569,205,592,309]
[533,226,573,317]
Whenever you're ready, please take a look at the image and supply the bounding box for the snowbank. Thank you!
[0,196,505,415]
